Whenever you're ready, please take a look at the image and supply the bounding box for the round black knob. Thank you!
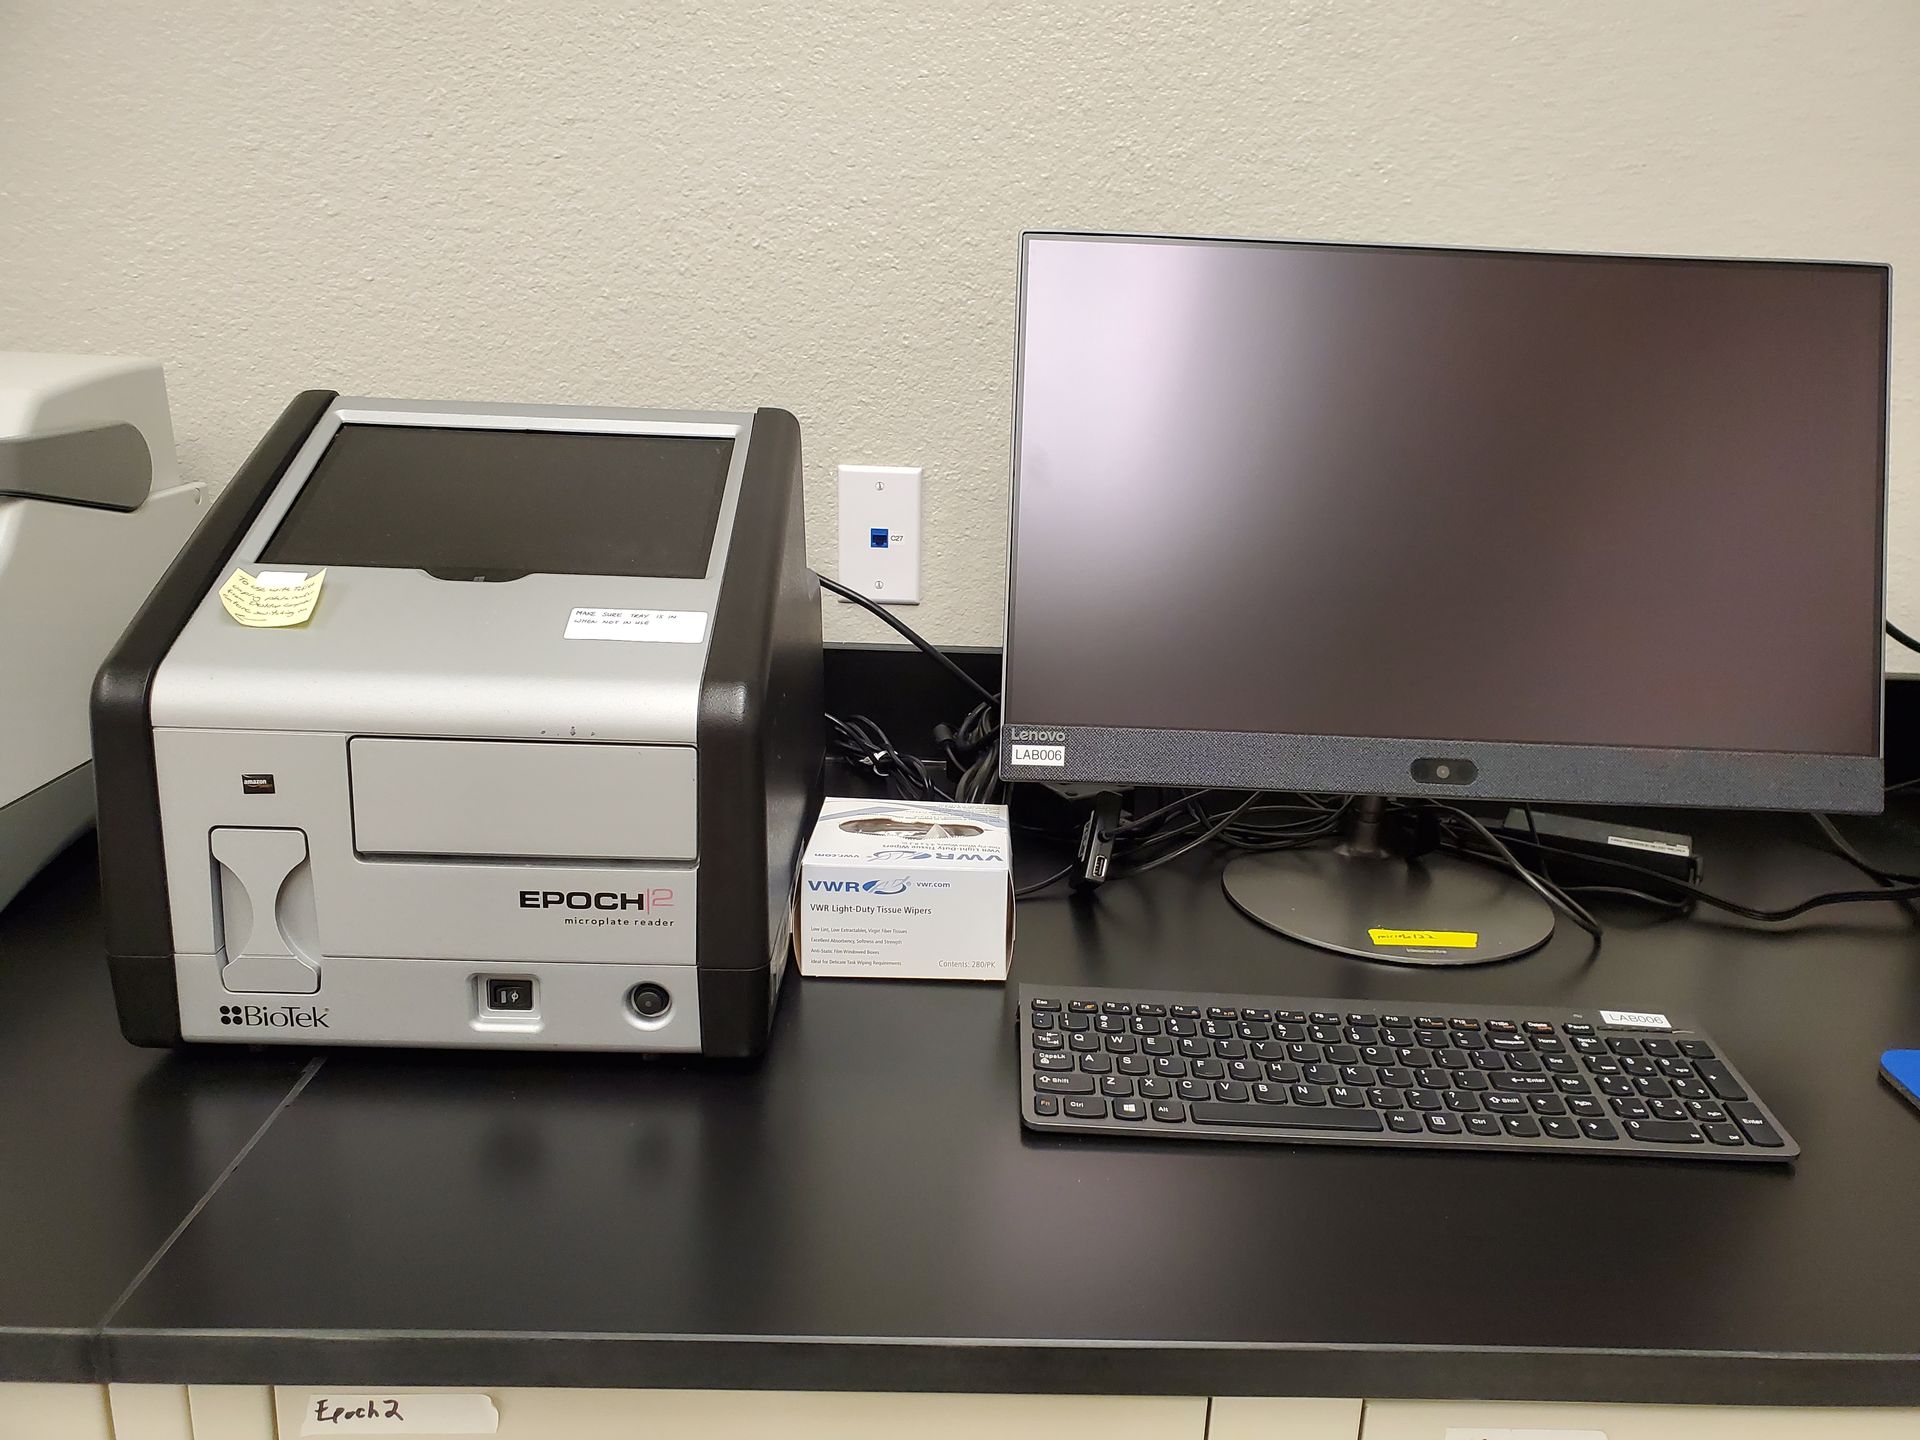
[627,983,672,1020]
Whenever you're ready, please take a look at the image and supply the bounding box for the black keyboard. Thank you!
[1019,985,1797,1162]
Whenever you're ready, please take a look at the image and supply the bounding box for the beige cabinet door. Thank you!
[271,1388,1206,1439]
[1362,1400,1920,1440]
[0,1383,112,1440]
[1208,1396,1365,1438]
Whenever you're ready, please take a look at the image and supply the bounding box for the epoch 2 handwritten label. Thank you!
[301,1393,498,1435]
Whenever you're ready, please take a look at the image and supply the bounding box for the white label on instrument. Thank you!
[301,1393,498,1434]
[564,607,708,643]
[1010,743,1066,767]
[1600,1009,1671,1030]
[1606,833,1690,858]
[1444,1429,1607,1440]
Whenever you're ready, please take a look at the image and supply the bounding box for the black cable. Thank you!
[1015,863,1075,899]
[1484,829,1920,922]
[1116,792,1264,878]
[816,572,998,706]
[1888,620,1920,656]
[1812,813,1920,887]
[1435,805,1605,943]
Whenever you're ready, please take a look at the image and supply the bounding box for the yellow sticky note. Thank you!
[1368,928,1479,949]
[219,569,326,627]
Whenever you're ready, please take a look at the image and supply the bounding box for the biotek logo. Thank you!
[806,877,911,895]
[518,889,674,911]
[218,1003,330,1028]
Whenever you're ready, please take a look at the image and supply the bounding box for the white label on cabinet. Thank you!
[564,607,708,643]
[302,1393,499,1434]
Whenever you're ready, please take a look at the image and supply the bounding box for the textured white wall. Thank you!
[3,1,1915,665]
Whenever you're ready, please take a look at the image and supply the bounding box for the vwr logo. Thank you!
[519,889,675,910]
[807,877,911,895]
[219,1004,329,1028]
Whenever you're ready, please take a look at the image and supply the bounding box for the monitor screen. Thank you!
[262,423,733,580]
[1005,235,1887,785]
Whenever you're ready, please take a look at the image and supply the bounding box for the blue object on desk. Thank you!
[1883,1050,1920,1115]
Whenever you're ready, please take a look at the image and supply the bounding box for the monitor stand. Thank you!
[1221,797,1554,966]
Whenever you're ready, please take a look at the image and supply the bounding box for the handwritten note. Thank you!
[220,568,327,627]
[300,1393,498,1435]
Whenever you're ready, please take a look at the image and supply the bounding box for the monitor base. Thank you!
[1222,846,1555,966]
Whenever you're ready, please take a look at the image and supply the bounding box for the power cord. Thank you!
[817,572,997,706]
[1889,620,1920,655]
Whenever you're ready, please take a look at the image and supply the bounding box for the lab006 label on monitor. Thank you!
[1006,728,1069,767]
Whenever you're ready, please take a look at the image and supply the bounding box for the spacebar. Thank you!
[1190,1103,1384,1132]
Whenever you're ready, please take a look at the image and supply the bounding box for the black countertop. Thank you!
[5,804,1920,1405]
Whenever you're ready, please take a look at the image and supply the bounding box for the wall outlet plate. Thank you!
[836,464,921,604]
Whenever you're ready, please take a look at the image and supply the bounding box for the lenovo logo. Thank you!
[518,890,675,911]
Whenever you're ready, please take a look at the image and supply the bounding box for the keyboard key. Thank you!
[1118,1054,1150,1075]
[1553,1076,1591,1094]
[1416,1015,1447,1028]
[1034,1053,1073,1071]
[1192,1103,1385,1132]
[1482,1094,1526,1114]
[1130,1016,1163,1035]
[1310,1010,1340,1024]
[1610,1099,1650,1120]
[1502,1115,1541,1137]
[1208,1007,1239,1020]
[1727,1102,1784,1147]
[1068,1000,1098,1013]
[1426,1113,1463,1134]
[1167,1019,1198,1037]
[1579,1119,1618,1141]
[1251,1040,1289,1061]
[1642,1038,1678,1057]
[1679,1040,1716,1058]
[1648,1098,1688,1122]
[1203,1020,1234,1039]
[1486,1020,1518,1034]
[1366,1087,1403,1109]
[1030,1011,1056,1031]
[1230,1060,1263,1082]
[1152,1101,1185,1122]
[1563,1022,1594,1036]
[1339,1064,1375,1086]
[1064,1097,1106,1118]
[1686,1100,1727,1123]
[1490,1074,1552,1092]
[1062,1013,1091,1032]
[1347,1012,1378,1026]
[1033,1095,1059,1115]
[1143,1036,1175,1056]
[1529,1094,1566,1115]
[1328,1084,1366,1107]
[1443,1090,1480,1112]
[1635,1077,1672,1098]
[1404,1088,1441,1110]
[1101,1076,1134,1097]
[1214,1039,1248,1059]
[1567,1097,1604,1118]
[1453,1071,1490,1092]
[1241,1008,1271,1021]
[1104,1034,1138,1054]
[1325,1043,1360,1065]
[1079,1054,1112,1074]
[1596,1075,1632,1096]
[1140,1077,1172,1099]
[1380,1014,1411,1027]
[1608,1037,1644,1056]
[1540,1116,1580,1139]
[1303,1062,1340,1086]
[1291,1084,1327,1106]
[1275,1010,1306,1024]
[1671,1079,1711,1101]
[1464,1115,1501,1136]
[1543,1055,1577,1074]
[1703,1122,1745,1146]
[1136,1003,1166,1017]
[1114,1098,1148,1120]
[1035,1073,1094,1093]
[1031,998,1061,1011]
[1153,1056,1187,1077]
[1385,1111,1421,1133]
[1214,1081,1250,1102]
[1236,1021,1269,1040]
[1253,1082,1288,1103]
[1658,1057,1694,1078]
[1265,1061,1302,1083]
[1522,1020,1553,1035]
[1177,1079,1211,1102]
[1169,1005,1199,1018]
[1192,1058,1226,1079]
[1697,1062,1749,1101]
[1623,1119,1705,1144]
[1379,1066,1416,1088]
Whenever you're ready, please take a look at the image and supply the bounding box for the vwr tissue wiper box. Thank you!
[797,799,1012,981]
